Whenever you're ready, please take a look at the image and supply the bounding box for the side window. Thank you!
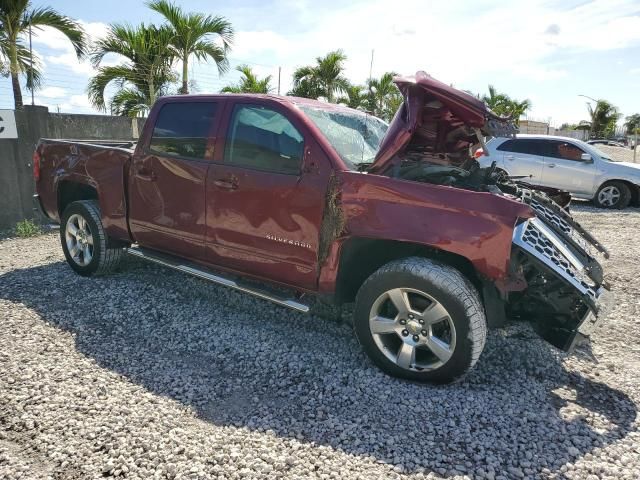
[546,141,585,161]
[149,102,218,160]
[497,139,545,156]
[225,105,304,175]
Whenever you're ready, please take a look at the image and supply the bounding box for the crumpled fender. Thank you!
[319,171,534,293]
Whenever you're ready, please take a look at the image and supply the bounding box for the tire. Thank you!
[594,181,631,209]
[353,257,487,383]
[60,200,123,276]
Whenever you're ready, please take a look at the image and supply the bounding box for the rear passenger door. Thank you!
[205,101,329,289]
[129,100,221,260]
[498,139,546,185]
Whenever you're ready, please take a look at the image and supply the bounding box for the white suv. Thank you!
[477,134,640,209]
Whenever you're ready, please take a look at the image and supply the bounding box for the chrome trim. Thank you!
[125,246,310,313]
[513,218,598,301]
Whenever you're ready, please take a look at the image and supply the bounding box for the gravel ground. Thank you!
[1,205,639,480]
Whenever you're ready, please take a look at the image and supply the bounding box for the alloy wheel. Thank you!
[368,287,456,371]
[65,214,94,266]
[598,186,621,207]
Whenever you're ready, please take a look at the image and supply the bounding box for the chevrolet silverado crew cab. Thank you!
[34,72,612,383]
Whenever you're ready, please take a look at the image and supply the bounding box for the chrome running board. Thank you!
[125,246,310,313]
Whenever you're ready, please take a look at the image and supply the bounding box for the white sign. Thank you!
[0,110,18,139]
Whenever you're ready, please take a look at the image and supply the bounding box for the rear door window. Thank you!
[149,102,218,160]
[224,105,304,175]
[497,139,546,156]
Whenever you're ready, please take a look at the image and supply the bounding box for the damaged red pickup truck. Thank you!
[34,72,612,382]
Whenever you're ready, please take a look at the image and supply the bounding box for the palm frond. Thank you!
[23,7,87,58]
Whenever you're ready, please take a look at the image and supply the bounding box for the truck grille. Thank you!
[513,218,599,301]
[527,197,596,257]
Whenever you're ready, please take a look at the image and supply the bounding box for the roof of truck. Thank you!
[159,93,364,113]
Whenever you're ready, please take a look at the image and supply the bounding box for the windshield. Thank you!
[299,105,388,169]
[583,142,621,162]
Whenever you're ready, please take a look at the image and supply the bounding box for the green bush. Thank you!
[14,219,42,238]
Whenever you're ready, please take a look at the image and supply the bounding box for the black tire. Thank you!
[60,200,123,276]
[594,181,631,209]
[354,257,487,383]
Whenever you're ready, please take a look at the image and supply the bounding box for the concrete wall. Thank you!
[0,106,145,230]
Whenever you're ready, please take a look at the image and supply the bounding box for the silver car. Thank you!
[477,134,640,209]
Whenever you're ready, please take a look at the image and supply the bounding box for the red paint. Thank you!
[36,81,535,299]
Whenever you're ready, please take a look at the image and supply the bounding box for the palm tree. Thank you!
[337,83,366,109]
[366,72,401,121]
[0,0,87,109]
[88,24,177,117]
[482,85,531,125]
[585,100,621,138]
[625,113,640,134]
[148,0,233,94]
[482,85,512,116]
[291,50,350,102]
[221,65,272,94]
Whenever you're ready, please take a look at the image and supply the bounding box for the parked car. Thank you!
[33,72,612,383]
[587,139,626,148]
[477,134,640,208]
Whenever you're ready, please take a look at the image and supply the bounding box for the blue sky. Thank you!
[1,0,639,126]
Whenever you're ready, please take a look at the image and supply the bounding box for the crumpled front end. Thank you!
[508,191,613,351]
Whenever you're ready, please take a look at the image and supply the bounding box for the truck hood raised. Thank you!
[368,71,517,174]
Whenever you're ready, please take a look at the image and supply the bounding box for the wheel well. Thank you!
[597,179,640,206]
[57,181,98,217]
[334,238,481,304]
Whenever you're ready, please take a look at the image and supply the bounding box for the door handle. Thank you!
[213,178,238,190]
[547,163,556,168]
[136,166,157,181]
[506,155,515,161]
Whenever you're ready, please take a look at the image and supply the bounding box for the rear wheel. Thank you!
[353,257,487,383]
[60,200,123,276]
[594,181,631,209]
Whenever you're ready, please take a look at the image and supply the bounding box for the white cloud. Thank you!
[228,0,640,87]
[31,20,110,52]
[630,67,640,75]
[32,21,110,76]
[38,86,67,98]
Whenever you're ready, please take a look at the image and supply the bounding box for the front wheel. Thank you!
[594,181,631,209]
[354,257,487,383]
[60,200,123,276]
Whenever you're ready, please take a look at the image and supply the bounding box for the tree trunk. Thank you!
[149,75,156,108]
[181,56,189,94]
[9,41,23,109]
[11,72,24,109]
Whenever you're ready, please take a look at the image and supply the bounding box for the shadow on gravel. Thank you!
[1,259,637,478]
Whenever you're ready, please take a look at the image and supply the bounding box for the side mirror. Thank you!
[581,153,593,163]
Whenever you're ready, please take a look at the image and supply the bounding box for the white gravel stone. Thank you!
[0,204,639,479]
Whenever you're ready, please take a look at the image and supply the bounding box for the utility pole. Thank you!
[29,24,34,106]
[277,67,281,95]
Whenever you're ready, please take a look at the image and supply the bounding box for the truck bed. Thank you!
[35,139,135,241]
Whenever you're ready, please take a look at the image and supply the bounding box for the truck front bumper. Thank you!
[566,285,614,352]
[512,216,613,351]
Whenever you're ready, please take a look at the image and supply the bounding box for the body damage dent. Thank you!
[336,170,534,288]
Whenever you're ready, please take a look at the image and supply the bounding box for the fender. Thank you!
[318,170,534,294]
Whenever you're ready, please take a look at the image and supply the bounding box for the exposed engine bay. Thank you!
[393,150,611,351]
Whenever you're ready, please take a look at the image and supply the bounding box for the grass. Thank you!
[14,219,43,238]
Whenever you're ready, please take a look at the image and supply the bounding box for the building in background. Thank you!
[518,120,554,135]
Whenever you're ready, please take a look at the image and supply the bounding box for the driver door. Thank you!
[540,140,595,196]
[205,101,330,289]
